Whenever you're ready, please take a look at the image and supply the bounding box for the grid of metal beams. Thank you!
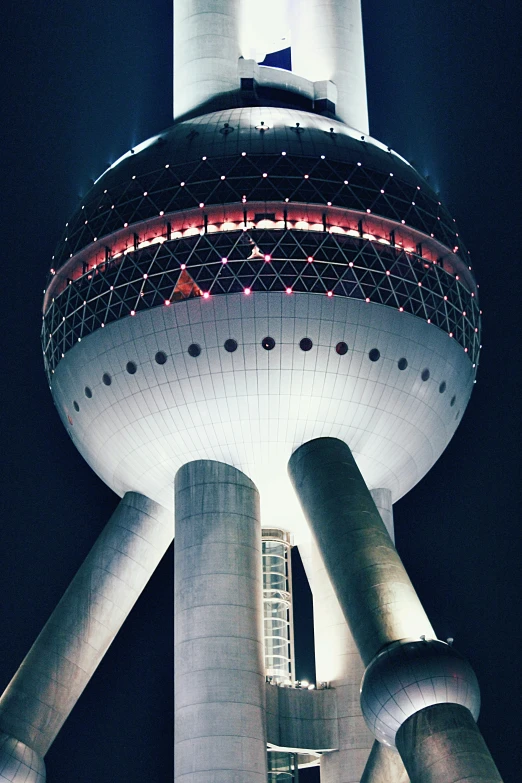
[43,228,480,380]
[50,153,466,272]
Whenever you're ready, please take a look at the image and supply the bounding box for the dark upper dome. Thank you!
[49,106,468,275]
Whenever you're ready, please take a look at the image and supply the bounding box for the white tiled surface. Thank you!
[52,292,474,541]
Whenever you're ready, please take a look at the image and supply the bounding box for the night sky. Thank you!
[1,1,521,781]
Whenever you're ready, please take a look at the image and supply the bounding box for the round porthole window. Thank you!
[300,338,313,352]
[369,348,380,362]
[421,369,430,382]
[262,337,275,351]
[224,339,238,353]
[335,342,349,355]
[84,386,92,399]
[450,395,456,407]
[155,351,168,365]
[398,358,408,371]
[102,373,112,386]
[188,343,201,358]
[439,381,447,393]
[73,401,80,412]
[126,361,137,374]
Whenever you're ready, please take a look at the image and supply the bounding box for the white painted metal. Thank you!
[51,291,474,548]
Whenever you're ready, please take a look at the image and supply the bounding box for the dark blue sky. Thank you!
[1,1,521,781]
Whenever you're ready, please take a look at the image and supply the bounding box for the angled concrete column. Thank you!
[310,539,374,783]
[396,704,502,783]
[360,741,409,783]
[0,492,172,761]
[288,438,434,666]
[174,460,267,783]
[370,488,394,543]
[289,438,503,783]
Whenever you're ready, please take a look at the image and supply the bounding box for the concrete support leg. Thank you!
[360,741,409,783]
[174,460,267,783]
[310,540,374,783]
[288,438,502,783]
[396,704,502,783]
[288,438,434,665]
[0,492,172,760]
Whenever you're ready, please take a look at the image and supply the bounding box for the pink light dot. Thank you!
[203,291,210,299]
[180,264,186,270]
[399,306,404,312]
[367,209,371,213]
[159,210,164,216]
[262,172,268,178]
[418,281,422,286]
[449,332,454,337]
[386,270,391,275]
[307,256,314,262]
[130,310,136,316]
[463,311,467,316]
[264,254,271,262]
[286,287,293,295]
[143,191,148,197]
[464,347,468,352]
[244,287,251,295]
[124,222,128,227]
[327,201,332,206]
[444,295,448,301]
[304,174,309,179]
[221,175,226,180]
[327,291,333,297]
[180,181,185,186]
[427,318,431,323]
[165,300,171,306]
[365,297,370,303]
[349,261,354,267]
[199,202,204,208]
[242,151,247,156]
[221,257,228,264]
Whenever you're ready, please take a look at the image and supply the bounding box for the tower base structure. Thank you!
[288,437,503,783]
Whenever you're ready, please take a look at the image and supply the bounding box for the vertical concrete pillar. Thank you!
[288,438,434,666]
[396,704,502,783]
[174,460,267,782]
[0,493,172,759]
[291,0,369,133]
[174,0,241,119]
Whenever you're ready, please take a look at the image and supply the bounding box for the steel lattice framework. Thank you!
[50,153,466,271]
[42,228,480,381]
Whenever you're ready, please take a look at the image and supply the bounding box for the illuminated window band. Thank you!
[49,152,468,272]
[42,213,481,380]
[44,203,475,308]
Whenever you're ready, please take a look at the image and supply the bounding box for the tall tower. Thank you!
[0,2,504,782]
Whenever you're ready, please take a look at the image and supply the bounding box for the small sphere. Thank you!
[360,639,480,747]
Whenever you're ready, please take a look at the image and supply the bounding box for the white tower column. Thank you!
[0,493,172,771]
[174,460,267,783]
[174,0,241,120]
[291,0,369,133]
